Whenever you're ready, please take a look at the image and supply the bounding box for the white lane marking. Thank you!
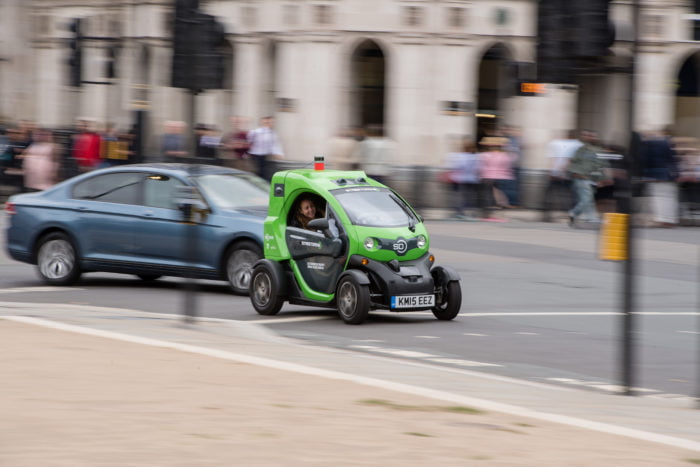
[414,335,440,339]
[677,330,700,335]
[515,332,540,336]
[463,333,488,337]
[5,315,700,453]
[246,316,332,324]
[465,311,700,317]
[546,378,659,394]
[349,345,436,359]
[427,358,501,368]
[0,287,85,294]
[372,311,433,316]
[354,339,385,343]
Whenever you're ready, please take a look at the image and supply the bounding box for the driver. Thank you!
[292,195,325,230]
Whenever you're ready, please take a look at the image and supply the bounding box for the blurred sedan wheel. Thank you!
[36,232,82,285]
[225,240,262,295]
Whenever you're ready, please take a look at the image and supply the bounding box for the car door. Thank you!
[132,173,195,268]
[285,207,347,294]
[71,171,143,262]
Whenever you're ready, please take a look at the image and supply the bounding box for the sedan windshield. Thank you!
[195,173,269,209]
[333,187,419,228]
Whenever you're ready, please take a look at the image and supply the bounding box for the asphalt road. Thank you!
[1,212,698,401]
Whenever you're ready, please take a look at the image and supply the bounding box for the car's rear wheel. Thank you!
[136,274,161,281]
[36,232,81,286]
[431,272,461,321]
[225,240,263,295]
[336,275,370,325]
[250,264,283,316]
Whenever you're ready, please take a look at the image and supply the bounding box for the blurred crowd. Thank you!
[2,115,699,227]
[0,118,138,193]
[439,125,700,227]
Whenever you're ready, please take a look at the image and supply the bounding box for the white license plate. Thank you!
[391,294,435,309]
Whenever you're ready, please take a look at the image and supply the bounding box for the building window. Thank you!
[284,5,299,26]
[403,6,423,27]
[642,13,664,39]
[495,8,509,26]
[243,6,257,27]
[33,14,50,37]
[314,5,333,25]
[448,7,465,28]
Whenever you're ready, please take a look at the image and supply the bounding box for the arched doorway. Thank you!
[476,44,511,141]
[674,51,700,137]
[351,40,386,131]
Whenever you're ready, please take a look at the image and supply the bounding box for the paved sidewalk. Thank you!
[2,304,700,466]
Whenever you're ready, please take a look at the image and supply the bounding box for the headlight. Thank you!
[416,235,426,248]
[364,237,376,250]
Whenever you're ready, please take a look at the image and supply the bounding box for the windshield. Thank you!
[333,187,420,228]
[194,173,269,209]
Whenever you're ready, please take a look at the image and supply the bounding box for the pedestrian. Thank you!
[566,130,610,227]
[442,137,481,220]
[479,136,516,221]
[72,119,102,172]
[195,124,221,163]
[247,116,284,180]
[540,130,583,221]
[355,124,395,186]
[326,127,360,170]
[502,125,523,207]
[21,128,59,192]
[161,120,188,162]
[640,128,680,227]
[99,122,130,167]
[1,126,29,192]
[220,116,252,171]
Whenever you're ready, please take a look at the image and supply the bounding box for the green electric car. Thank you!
[249,166,462,324]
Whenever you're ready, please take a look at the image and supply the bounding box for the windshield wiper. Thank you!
[390,193,416,232]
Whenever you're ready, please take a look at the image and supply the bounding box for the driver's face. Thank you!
[299,200,316,220]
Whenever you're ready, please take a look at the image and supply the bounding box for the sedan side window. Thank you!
[143,174,186,209]
[72,173,142,205]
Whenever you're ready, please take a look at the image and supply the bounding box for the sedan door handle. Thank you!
[143,210,155,217]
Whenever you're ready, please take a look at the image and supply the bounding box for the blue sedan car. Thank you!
[4,164,268,294]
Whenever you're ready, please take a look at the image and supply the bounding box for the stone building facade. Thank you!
[1,0,700,184]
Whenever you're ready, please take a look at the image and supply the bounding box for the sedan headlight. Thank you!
[416,235,426,248]
[364,237,377,250]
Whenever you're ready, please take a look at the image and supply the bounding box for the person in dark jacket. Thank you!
[640,129,680,227]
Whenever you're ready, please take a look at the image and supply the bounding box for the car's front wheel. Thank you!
[431,270,461,321]
[336,275,370,325]
[250,264,284,316]
[225,240,263,295]
[36,232,81,286]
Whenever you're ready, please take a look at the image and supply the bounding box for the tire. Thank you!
[136,274,161,281]
[336,275,370,325]
[250,264,284,316]
[36,232,81,286]
[432,277,461,321]
[225,240,263,295]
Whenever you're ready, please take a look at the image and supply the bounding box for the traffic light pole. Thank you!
[620,0,640,396]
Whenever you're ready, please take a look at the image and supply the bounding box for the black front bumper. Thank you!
[348,253,435,310]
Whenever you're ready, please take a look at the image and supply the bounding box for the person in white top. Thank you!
[21,128,58,192]
[540,130,583,221]
[354,124,395,186]
[247,116,284,180]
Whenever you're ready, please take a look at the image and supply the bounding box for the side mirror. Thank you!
[307,218,329,231]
